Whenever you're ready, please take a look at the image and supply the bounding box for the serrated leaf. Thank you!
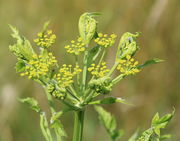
[87,45,102,67]
[137,58,164,69]
[15,60,26,72]
[136,111,174,141]
[95,106,116,133]
[9,25,35,60]
[151,110,174,129]
[89,97,132,105]
[95,106,123,141]
[40,113,53,141]
[19,97,41,113]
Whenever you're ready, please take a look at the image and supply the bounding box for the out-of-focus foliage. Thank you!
[0,0,179,141]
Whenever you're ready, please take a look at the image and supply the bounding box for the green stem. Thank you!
[55,130,62,141]
[73,110,85,141]
[107,62,119,77]
[81,50,88,92]
[112,74,126,85]
[69,85,80,99]
[98,49,106,65]
[85,91,95,104]
[44,88,56,113]
[75,55,80,86]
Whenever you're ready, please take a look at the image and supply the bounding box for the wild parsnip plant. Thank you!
[9,12,174,141]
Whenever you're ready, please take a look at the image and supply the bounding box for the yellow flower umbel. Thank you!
[20,53,57,79]
[117,55,140,75]
[34,30,56,48]
[55,64,82,88]
[94,33,117,48]
[88,61,110,78]
[64,37,85,55]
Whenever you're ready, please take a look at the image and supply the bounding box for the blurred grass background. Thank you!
[0,0,179,140]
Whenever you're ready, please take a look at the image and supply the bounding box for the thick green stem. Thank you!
[73,110,85,141]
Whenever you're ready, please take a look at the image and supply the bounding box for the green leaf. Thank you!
[9,25,35,60]
[128,129,139,141]
[51,119,67,137]
[40,113,53,141]
[50,111,63,123]
[79,12,98,44]
[136,111,174,141]
[151,110,174,128]
[87,45,102,67]
[95,106,116,132]
[137,58,164,69]
[160,134,171,141]
[111,129,124,141]
[136,128,154,141]
[152,113,160,125]
[19,97,41,113]
[89,97,132,105]
[95,106,123,141]
[15,60,26,72]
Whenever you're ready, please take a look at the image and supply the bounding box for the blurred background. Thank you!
[0,0,179,140]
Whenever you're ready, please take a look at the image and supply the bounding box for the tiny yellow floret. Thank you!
[117,55,140,75]
[88,61,110,78]
[94,33,117,48]
[64,37,85,55]
[34,29,56,48]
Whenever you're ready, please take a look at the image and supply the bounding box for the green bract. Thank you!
[9,12,172,141]
[78,12,98,44]
[116,32,139,61]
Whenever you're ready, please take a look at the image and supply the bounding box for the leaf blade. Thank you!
[137,58,164,69]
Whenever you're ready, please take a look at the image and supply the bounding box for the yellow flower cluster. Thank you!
[64,37,86,55]
[94,33,117,48]
[88,61,110,78]
[20,53,57,79]
[34,30,56,48]
[55,64,82,88]
[117,55,140,75]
